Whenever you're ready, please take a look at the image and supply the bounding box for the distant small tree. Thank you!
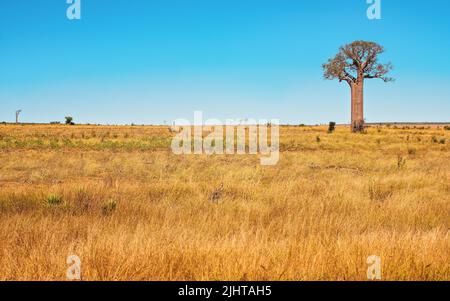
[65,116,74,125]
[328,122,336,133]
[15,110,22,124]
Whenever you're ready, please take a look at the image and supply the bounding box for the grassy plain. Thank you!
[0,124,449,280]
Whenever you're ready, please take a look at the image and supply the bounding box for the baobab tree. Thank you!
[323,41,393,132]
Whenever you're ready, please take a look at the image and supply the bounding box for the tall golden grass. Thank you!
[0,124,449,280]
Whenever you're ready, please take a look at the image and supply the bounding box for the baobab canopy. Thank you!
[323,41,394,85]
[323,41,394,132]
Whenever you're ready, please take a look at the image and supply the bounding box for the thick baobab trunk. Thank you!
[350,80,364,132]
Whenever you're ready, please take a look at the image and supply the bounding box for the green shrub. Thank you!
[102,199,117,215]
[65,116,74,125]
[45,194,64,206]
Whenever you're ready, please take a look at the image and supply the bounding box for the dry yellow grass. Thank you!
[0,124,449,280]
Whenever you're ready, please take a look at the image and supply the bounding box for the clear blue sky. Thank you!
[1,0,449,124]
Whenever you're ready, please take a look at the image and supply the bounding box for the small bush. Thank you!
[328,122,336,134]
[102,199,117,215]
[407,148,417,156]
[431,136,446,144]
[65,116,74,125]
[316,136,321,143]
[444,126,450,131]
[45,194,64,206]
